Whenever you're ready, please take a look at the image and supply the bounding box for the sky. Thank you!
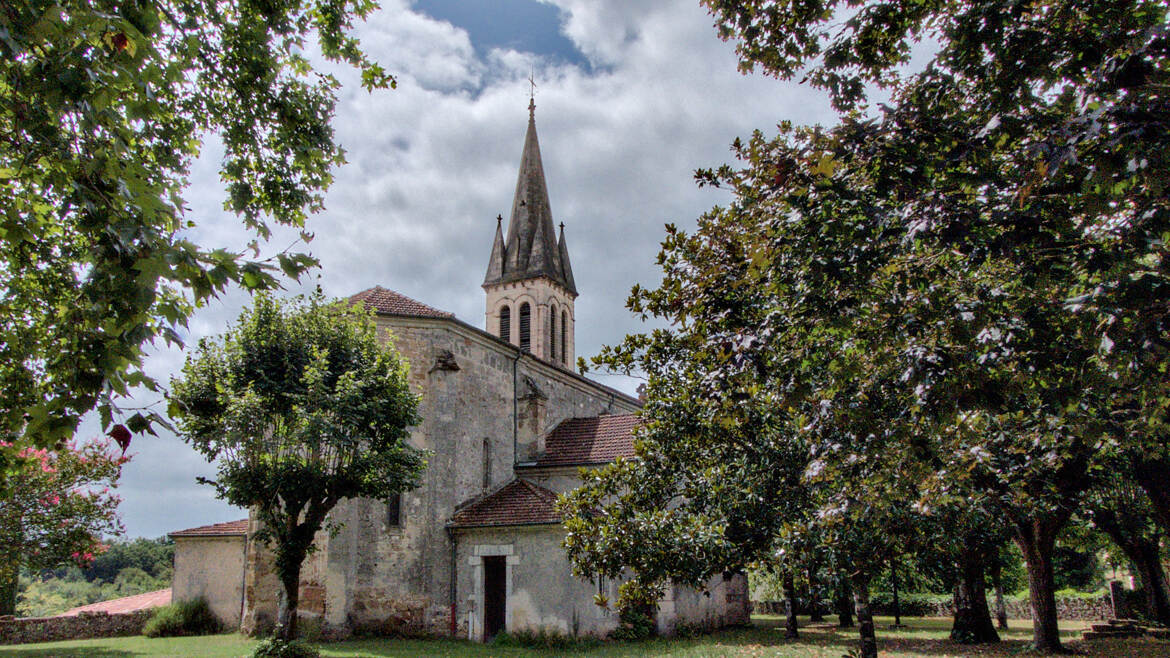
[96,0,839,539]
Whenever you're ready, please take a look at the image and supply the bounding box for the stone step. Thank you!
[1083,630,1142,641]
[1147,628,1170,639]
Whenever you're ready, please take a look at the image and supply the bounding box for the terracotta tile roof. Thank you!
[450,479,561,528]
[350,286,454,318]
[526,413,641,467]
[61,588,171,616]
[168,518,248,538]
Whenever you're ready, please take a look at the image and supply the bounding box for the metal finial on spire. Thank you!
[528,70,537,120]
[559,222,564,232]
[497,214,503,225]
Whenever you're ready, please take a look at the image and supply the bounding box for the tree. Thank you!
[0,438,126,615]
[1084,477,1170,625]
[169,292,425,639]
[0,0,394,472]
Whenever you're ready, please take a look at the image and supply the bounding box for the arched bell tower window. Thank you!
[519,303,531,352]
[498,305,511,343]
[561,310,568,365]
[549,303,557,361]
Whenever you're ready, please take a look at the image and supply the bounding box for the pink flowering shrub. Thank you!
[0,439,127,596]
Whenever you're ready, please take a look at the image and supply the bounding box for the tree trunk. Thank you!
[1134,456,1170,536]
[1090,500,1170,626]
[851,574,878,658]
[837,577,854,628]
[1129,538,1170,626]
[950,548,999,644]
[276,566,301,640]
[807,566,825,622]
[783,570,799,639]
[991,563,1008,630]
[0,571,16,617]
[1015,521,1064,653]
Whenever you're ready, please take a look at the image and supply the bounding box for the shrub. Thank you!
[142,598,221,637]
[252,634,321,658]
[866,591,950,617]
[609,580,660,641]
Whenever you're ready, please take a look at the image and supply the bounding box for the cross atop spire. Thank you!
[483,101,576,296]
[528,71,537,120]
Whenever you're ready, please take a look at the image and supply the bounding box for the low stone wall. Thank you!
[0,610,152,645]
[753,594,1114,622]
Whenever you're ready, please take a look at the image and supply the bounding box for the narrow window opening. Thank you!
[549,304,557,362]
[498,305,511,343]
[386,493,401,527]
[482,437,491,491]
[561,310,568,365]
[519,303,531,351]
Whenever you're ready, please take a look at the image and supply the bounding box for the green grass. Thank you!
[1,616,1166,657]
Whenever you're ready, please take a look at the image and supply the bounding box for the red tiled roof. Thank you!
[168,518,248,538]
[350,286,454,318]
[527,413,641,467]
[61,588,171,616]
[450,480,561,528]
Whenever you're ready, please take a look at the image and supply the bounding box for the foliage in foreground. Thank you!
[142,597,222,638]
[170,292,426,639]
[563,0,1169,656]
[252,632,322,658]
[0,0,396,472]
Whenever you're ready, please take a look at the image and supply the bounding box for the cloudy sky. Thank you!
[100,0,838,539]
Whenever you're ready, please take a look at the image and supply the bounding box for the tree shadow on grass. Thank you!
[0,649,133,657]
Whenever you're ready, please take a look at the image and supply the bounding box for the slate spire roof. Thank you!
[483,100,577,295]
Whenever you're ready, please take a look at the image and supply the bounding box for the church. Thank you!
[168,101,750,641]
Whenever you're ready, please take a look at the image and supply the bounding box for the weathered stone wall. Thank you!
[752,594,1114,621]
[0,610,151,645]
[241,314,639,638]
[453,525,617,640]
[173,535,245,628]
[662,574,752,634]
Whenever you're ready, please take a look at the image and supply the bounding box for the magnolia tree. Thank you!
[170,293,425,639]
[0,439,127,615]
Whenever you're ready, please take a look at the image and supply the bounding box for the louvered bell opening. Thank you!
[499,305,511,343]
[519,302,531,351]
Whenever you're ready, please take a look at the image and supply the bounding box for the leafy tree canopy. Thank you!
[562,1,1168,654]
[169,291,425,638]
[0,0,394,471]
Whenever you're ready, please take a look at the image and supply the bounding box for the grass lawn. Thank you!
[1,616,1166,657]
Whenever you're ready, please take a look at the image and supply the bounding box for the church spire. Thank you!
[482,100,577,295]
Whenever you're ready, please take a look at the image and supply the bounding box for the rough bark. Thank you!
[1133,456,1170,536]
[837,577,854,628]
[950,548,1000,644]
[783,570,799,639]
[1090,499,1170,625]
[0,571,16,617]
[889,564,903,627]
[851,575,878,658]
[1015,520,1065,653]
[991,563,1008,630]
[807,565,825,622]
[1129,539,1170,625]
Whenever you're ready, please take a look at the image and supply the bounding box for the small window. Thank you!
[561,310,568,365]
[482,438,491,491]
[519,303,531,351]
[386,493,401,527]
[498,305,511,343]
[549,304,557,361]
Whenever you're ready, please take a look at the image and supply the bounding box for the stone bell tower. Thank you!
[482,98,577,368]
